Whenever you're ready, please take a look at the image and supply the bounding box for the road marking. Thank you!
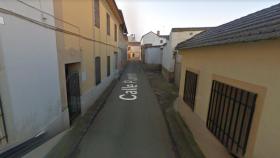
[119,73,138,101]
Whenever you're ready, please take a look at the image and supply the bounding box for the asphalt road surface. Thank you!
[75,62,175,158]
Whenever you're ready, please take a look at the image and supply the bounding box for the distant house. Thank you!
[127,42,141,61]
[176,3,280,158]
[161,27,210,83]
[140,31,168,65]
[140,31,168,46]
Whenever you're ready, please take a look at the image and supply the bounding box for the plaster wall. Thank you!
[178,39,280,158]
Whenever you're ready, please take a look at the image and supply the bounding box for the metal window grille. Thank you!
[66,71,81,125]
[206,80,257,157]
[114,52,118,70]
[0,97,8,146]
[95,57,101,85]
[107,56,110,76]
[183,70,198,111]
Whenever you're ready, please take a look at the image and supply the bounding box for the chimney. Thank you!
[157,31,160,35]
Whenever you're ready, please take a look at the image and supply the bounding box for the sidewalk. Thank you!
[23,79,118,158]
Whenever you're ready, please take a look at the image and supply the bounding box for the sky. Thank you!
[115,0,280,41]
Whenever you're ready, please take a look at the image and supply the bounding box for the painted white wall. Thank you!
[0,0,68,150]
[140,32,167,46]
[144,47,162,64]
[1,0,55,26]
[162,30,204,72]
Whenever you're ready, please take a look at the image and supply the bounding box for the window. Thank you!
[0,96,8,145]
[95,57,101,85]
[160,40,163,43]
[114,24,117,41]
[106,13,110,35]
[114,52,118,70]
[107,56,110,76]
[206,80,257,157]
[94,0,100,28]
[128,46,131,51]
[183,70,198,110]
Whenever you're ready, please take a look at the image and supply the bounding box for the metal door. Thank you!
[66,72,81,125]
[0,96,7,146]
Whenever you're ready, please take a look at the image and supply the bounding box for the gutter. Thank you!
[0,131,46,158]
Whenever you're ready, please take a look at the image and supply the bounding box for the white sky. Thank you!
[116,0,280,41]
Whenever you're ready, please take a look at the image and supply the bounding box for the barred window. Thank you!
[94,0,100,28]
[106,13,110,35]
[107,56,110,76]
[207,80,257,157]
[114,52,118,69]
[183,70,198,111]
[95,57,101,85]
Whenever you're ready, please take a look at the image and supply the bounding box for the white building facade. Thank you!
[140,31,168,65]
[0,0,69,153]
[161,28,209,83]
[140,31,167,46]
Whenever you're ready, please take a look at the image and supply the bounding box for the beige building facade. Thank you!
[53,0,128,124]
[127,42,141,61]
[176,4,280,158]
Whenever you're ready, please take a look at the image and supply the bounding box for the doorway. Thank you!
[65,63,81,125]
[0,96,8,145]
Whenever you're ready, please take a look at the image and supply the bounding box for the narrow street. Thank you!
[75,62,175,158]
[2,1,279,157]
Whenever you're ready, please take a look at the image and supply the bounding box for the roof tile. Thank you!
[177,3,280,49]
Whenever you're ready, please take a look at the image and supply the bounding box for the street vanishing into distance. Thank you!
[75,62,175,158]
